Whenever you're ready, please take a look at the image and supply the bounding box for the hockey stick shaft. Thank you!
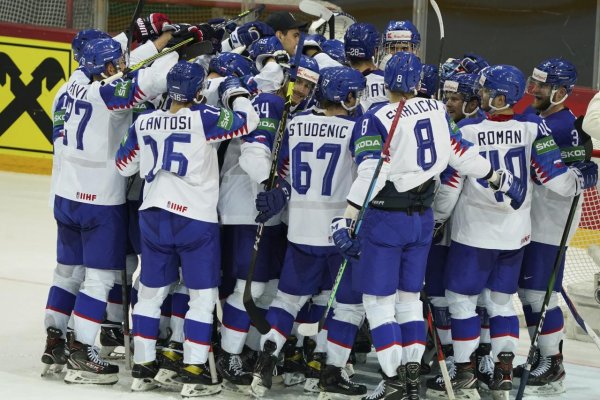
[243,34,307,335]
[100,37,194,86]
[424,296,455,399]
[213,4,266,29]
[560,287,600,351]
[298,99,406,337]
[516,194,581,400]
[429,0,445,100]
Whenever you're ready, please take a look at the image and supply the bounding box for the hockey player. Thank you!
[329,53,519,400]
[247,65,371,398]
[443,73,483,123]
[426,64,598,400]
[516,58,585,395]
[344,23,386,113]
[265,11,307,56]
[378,20,421,70]
[55,24,213,384]
[115,61,259,395]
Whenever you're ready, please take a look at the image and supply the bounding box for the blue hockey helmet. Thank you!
[476,64,525,108]
[384,51,422,93]
[418,64,439,98]
[248,36,285,70]
[296,55,320,86]
[321,39,346,65]
[80,38,123,76]
[209,52,256,78]
[526,58,577,104]
[382,20,420,52]
[167,61,206,103]
[443,73,481,117]
[315,66,366,110]
[344,22,380,61]
[72,29,111,63]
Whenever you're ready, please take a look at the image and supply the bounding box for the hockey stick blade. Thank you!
[560,288,600,351]
[299,0,334,21]
[179,41,214,61]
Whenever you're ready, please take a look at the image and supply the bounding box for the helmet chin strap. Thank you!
[549,88,568,106]
[462,102,479,117]
[488,95,510,112]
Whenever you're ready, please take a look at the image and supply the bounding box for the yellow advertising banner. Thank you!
[0,35,74,167]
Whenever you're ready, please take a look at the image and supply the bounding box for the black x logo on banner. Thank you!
[0,52,65,144]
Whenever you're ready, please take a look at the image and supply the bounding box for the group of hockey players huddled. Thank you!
[40,7,599,400]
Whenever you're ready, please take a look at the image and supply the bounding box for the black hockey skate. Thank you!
[64,340,119,385]
[41,327,67,376]
[405,362,420,400]
[305,351,326,393]
[179,362,222,397]
[154,341,183,390]
[362,366,407,400]
[318,364,367,400]
[513,347,540,379]
[488,352,514,400]
[282,336,307,386]
[475,343,494,390]
[99,320,125,359]
[523,353,566,396]
[217,350,253,394]
[250,340,278,398]
[425,358,480,400]
[131,360,160,391]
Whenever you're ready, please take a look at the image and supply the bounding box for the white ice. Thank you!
[1,171,599,399]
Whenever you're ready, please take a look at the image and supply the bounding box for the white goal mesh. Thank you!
[0,0,94,29]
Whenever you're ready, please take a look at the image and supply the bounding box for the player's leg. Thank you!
[358,208,406,399]
[43,207,85,376]
[517,241,566,394]
[65,200,127,385]
[426,243,453,358]
[482,247,523,397]
[176,216,222,397]
[250,242,325,397]
[130,208,179,391]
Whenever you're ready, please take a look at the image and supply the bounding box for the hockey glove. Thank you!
[255,177,291,223]
[133,13,171,43]
[571,161,599,192]
[272,50,291,66]
[330,217,360,260]
[164,23,210,46]
[489,168,526,210]
[240,75,258,96]
[219,76,251,110]
[229,21,274,49]
[207,18,237,34]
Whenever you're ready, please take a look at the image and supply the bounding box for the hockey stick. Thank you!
[516,194,582,400]
[100,37,199,86]
[300,0,334,37]
[429,0,445,100]
[212,4,266,30]
[423,295,455,400]
[243,34,307,334]
[560,287,600,351]
[122,0,145,371]
[298,98,407,338]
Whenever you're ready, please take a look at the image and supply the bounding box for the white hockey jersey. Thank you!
[56,49,177,206]
[452,113,580,250]
[360,70,387,114]
[116,97,259,222]
[279,110,358,246]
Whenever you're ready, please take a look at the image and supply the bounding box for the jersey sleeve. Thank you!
[447,117,492,179]
[433,165,464,222]
[530,127,578,196]
[583,91,600,142]
[115,123,140,177]
[52,90,68,144]
[346,112,389,207]
[198,97,259,144]
[240,95,285,184]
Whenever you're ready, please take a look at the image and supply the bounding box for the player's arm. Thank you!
[446,118,493,179]
[200,77,260,144]
[51,90,68,144]
[115,123,141,177]
[434,165,464,222]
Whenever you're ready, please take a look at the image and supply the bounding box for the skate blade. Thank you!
[304,377,320,393]
[41,363,65,377]
[154,369,183,390]
[181,382,222,397]
[222,380,252,395]
[318,392,365,400]
[426,388,480,400]
[64,369,118,385]
[283,371,306,386]
[250,377,268,398]
[524,379,566,396]
[490,390,509,400]
[131,377,159,392]
[99,346,126,360]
